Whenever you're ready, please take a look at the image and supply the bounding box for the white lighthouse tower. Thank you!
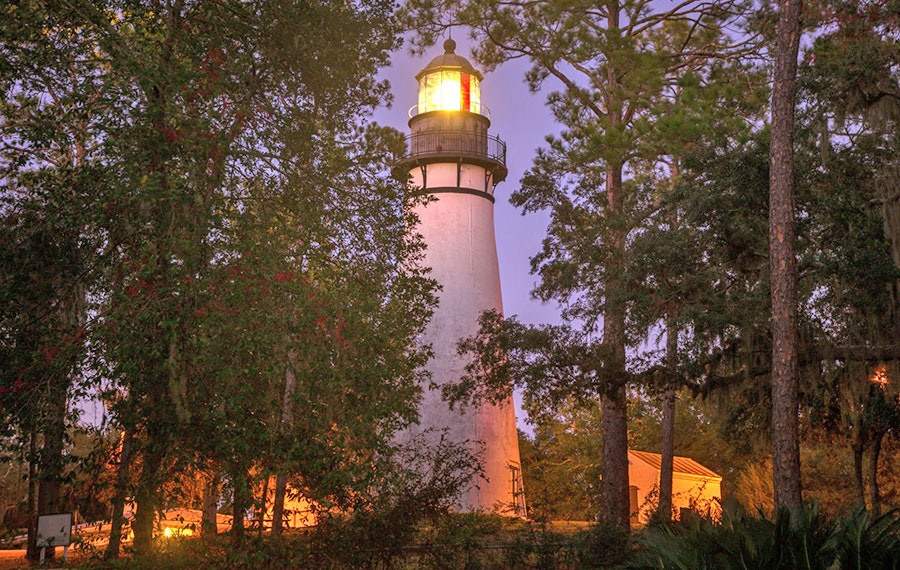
[396,39,525,515]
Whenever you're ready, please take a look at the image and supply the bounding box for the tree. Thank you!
[624,65,768,520]
[662,30,900,514]
[768,0,804,511]
[4,0,441,557]
[805,0,899,516]
[0,2,115,556]
[404,0,761,527]
[517,409,604,522]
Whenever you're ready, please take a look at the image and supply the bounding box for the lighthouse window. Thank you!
[439,70,462,111]
[418,70,483,114]
[418,72,439,113]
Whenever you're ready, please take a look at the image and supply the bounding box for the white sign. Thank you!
[36,513,72,547]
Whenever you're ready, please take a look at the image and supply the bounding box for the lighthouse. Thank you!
[396,39,526,515]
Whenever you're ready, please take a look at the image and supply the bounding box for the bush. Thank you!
[830,509,900,570]
[572,521,632,569]
[634,503,900,570]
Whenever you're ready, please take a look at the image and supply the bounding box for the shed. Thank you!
[627,449,722,525]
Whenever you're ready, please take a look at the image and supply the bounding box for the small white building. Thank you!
[627,449,722,525]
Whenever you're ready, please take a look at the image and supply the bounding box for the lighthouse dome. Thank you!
[416,39,483,81]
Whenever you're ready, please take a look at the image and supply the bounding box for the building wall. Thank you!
[401,161,524,515]
[627,453,722,524]
[628,455,661,523]
[671,474,722,520]
[410,111,489,137]
[408,162,494,195]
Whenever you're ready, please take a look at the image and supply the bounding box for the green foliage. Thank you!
[71,507,900,570]
[1,0,446,555]
[830,509,900,570]
[518,385,900,522]
[76,515,636,570]
[307,436,481,569]
[733,458,775,517]
[646,100,899,483]
[570,521,633,569]
[518,413,603,522]
[636,504,900,570]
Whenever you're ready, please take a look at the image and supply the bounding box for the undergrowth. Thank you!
[76,505,899,570]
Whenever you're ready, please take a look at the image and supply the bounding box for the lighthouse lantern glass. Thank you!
[418,69,481,114]
[439,71,461,111]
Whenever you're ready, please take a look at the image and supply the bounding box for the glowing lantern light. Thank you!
[419,70,481,113]
[439,71,462,111]
[415,39,483,115]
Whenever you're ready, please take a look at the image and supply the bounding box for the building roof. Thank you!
[629,449,722,479]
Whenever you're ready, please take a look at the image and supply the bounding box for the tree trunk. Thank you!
[201,471,219,538]
[658,319,677,523]
[768,0,804,511]
[272,474,288,536]
[600,162,631,530]
[231,463,249,546]
[28,282,85,561]
[601,388,630,529]
[272,351,298,536]
[132,487,156,556]
[257,477,269,536]
[132,488,155,556]
[25,431,38,561]
[852,430,866,509]
[105,426,134,559]
[36,397,66,517]
[868,431,883,517]
[132,442,165,557]
[31,385,68,561]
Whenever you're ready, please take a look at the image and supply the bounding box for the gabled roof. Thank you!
[629,449,721,480]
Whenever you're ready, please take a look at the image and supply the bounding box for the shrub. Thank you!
[572,521,633,569]
[830,509,900,570]
[634,503,900,570]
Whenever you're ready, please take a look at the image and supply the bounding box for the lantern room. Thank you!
[396,37,507,186]
[412,39,487,118]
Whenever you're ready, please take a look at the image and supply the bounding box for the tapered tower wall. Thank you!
[407,164,524,514]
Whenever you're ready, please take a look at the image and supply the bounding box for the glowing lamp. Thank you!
[415,39,483,115]
[163,526,193,538]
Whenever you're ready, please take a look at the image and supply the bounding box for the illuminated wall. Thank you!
[628,450,723,525]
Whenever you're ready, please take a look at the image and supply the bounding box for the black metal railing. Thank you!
[408,102,492,119]
[405,130,506,165]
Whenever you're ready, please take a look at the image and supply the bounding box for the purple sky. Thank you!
[372,40,567,430]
